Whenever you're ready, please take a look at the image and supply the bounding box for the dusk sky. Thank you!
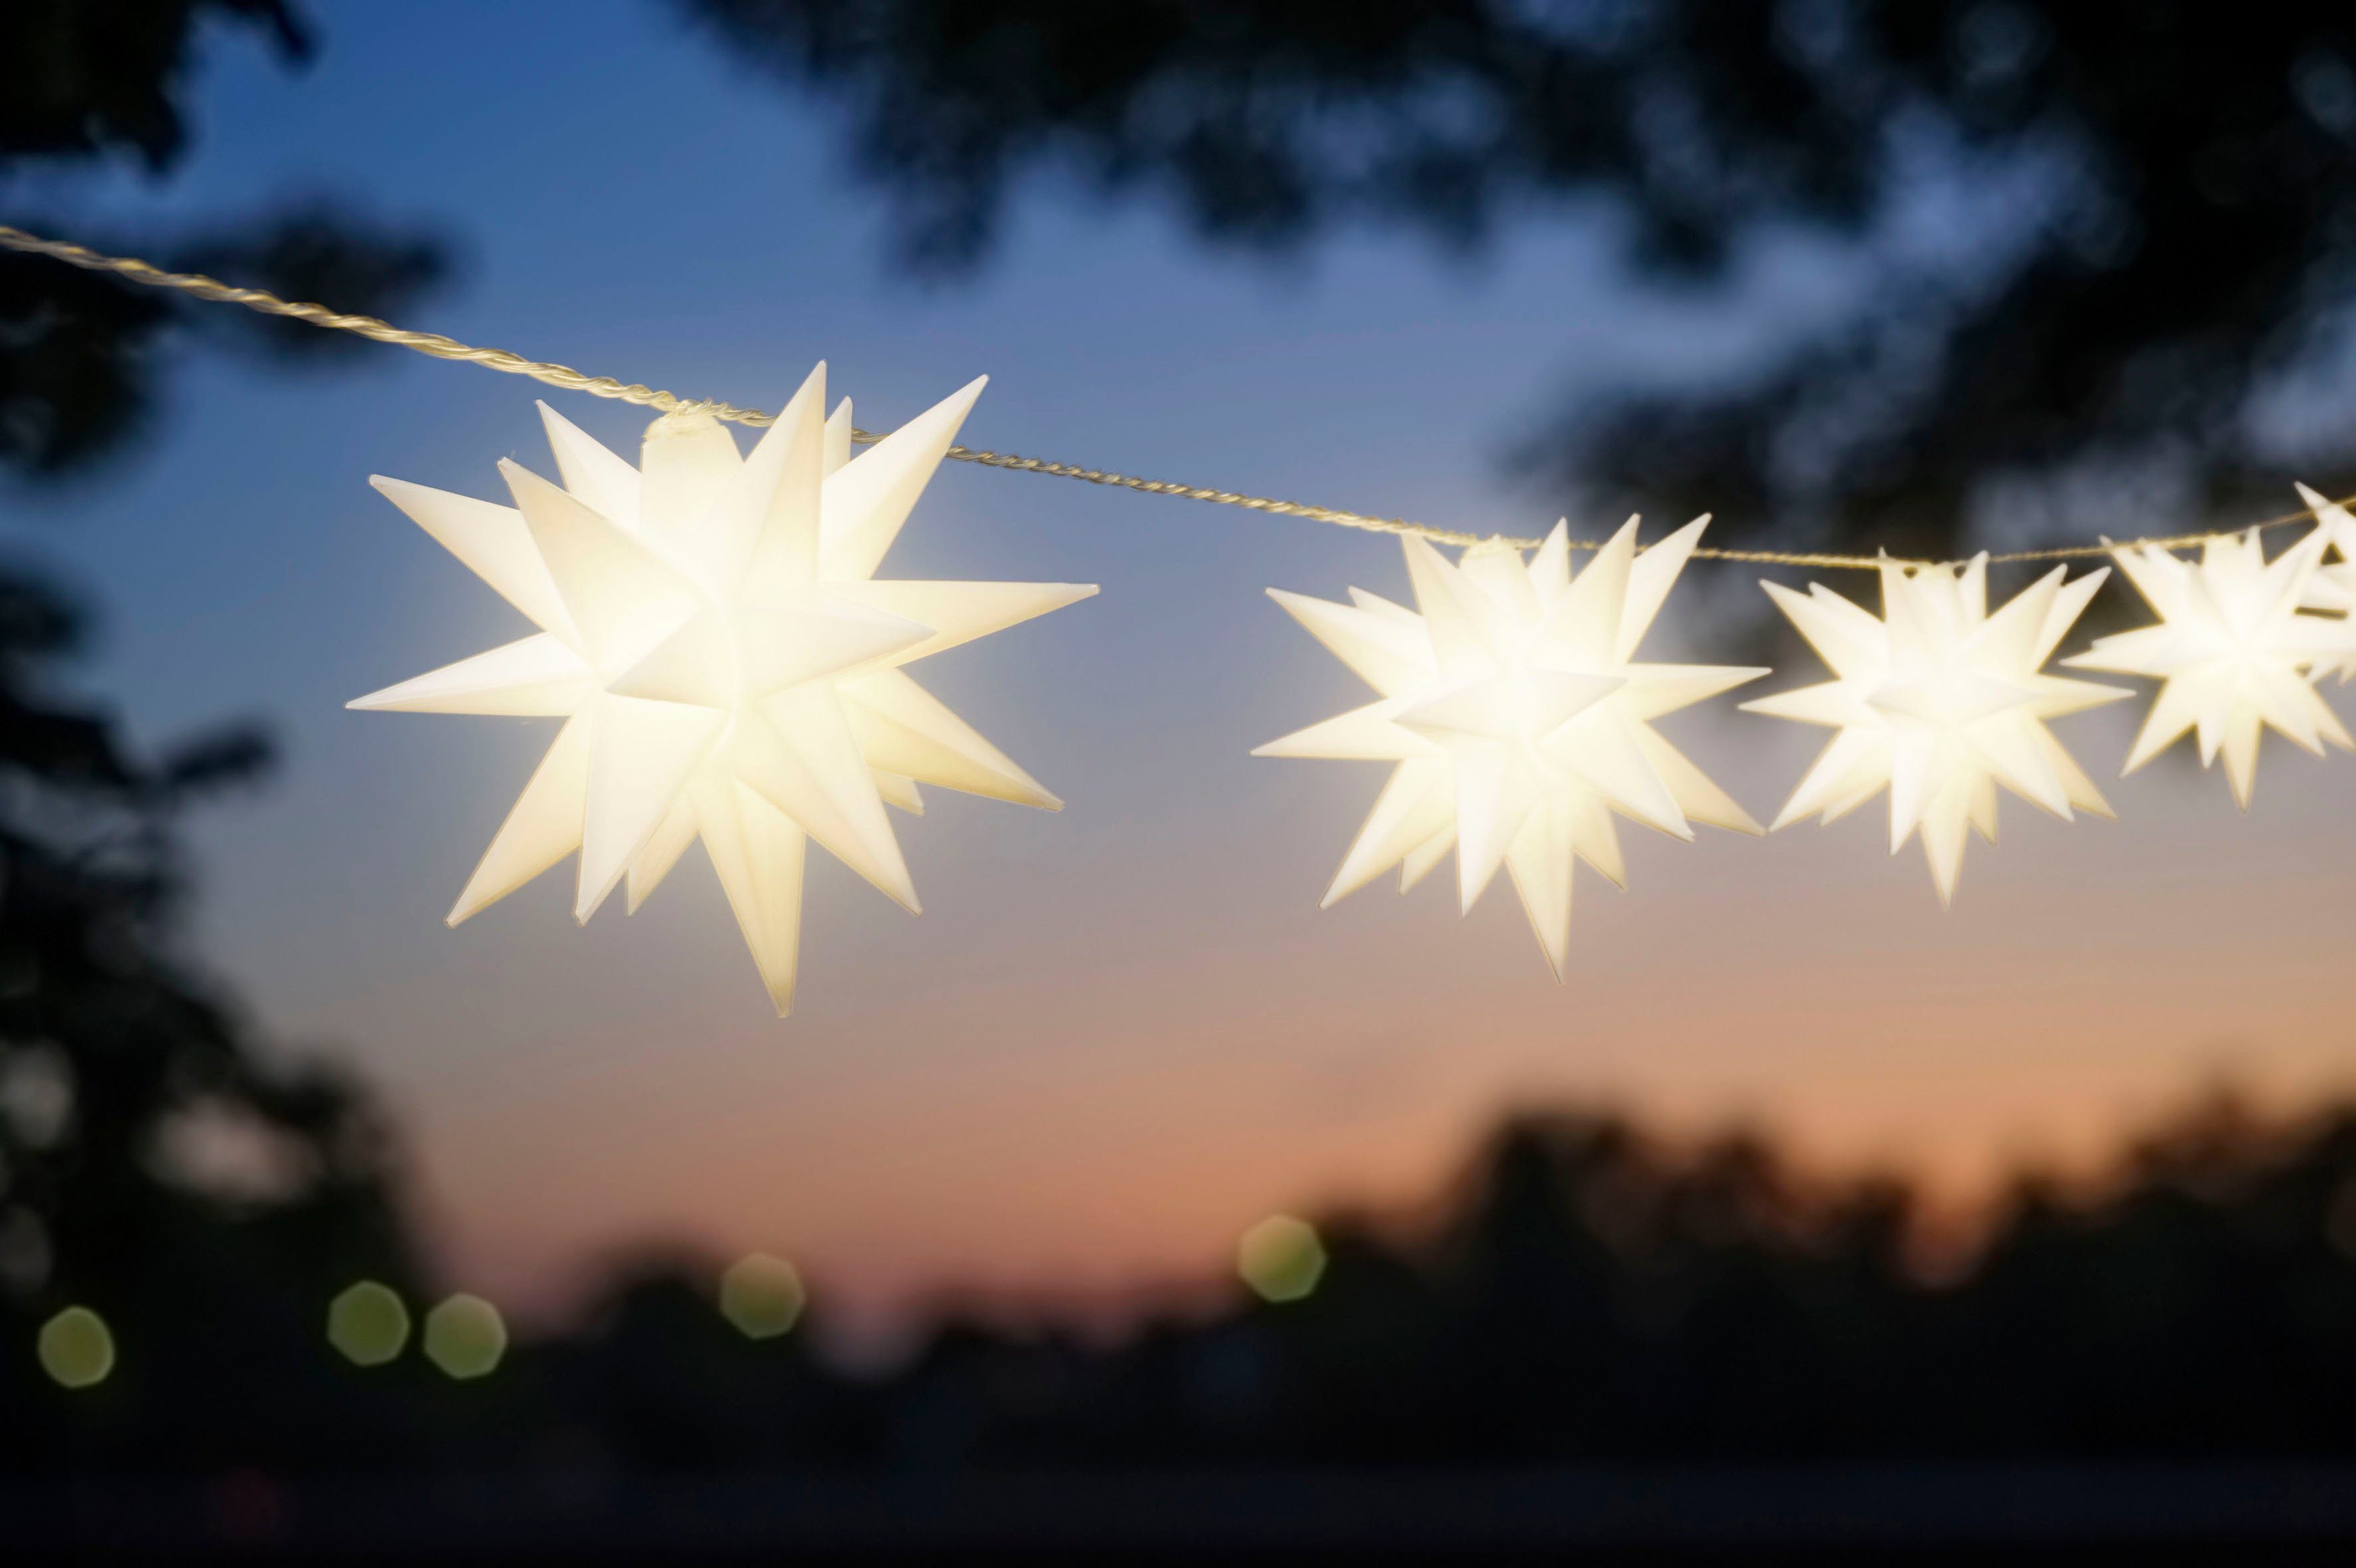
[7,0,2354,1347]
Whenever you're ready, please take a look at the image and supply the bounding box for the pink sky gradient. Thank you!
[297,694,2356,1343]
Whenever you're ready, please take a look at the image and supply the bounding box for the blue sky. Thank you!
[6,0,2353,1337]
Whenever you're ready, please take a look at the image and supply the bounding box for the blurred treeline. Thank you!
[19,1091,2356,1474]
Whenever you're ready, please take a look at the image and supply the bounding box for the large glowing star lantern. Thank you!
[1745,555,2128,903]
[350,366,1096,1015]
[1257,517,1765,978]
[2065,518,2353,807]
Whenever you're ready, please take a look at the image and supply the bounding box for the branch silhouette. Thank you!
[672,2,2356,559]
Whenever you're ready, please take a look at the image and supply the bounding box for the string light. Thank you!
[1,223,2347,571]
[2,221,2352,978]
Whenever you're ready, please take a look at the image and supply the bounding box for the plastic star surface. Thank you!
[2292,483,2356,682]
[2064,522,2352,809]
[351,365,1096,1015]
[1744,555,2129,904]
[1256,516,1765,978]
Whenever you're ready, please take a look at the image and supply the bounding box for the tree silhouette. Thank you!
[0,0,434,1468]
[3,0,448,475]
[0,567,418,1468]
[672,1,2356,557]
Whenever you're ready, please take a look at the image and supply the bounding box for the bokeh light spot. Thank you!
[37,1305,114,1388]
[1238,1215,1327,1303]
[327,1281,412,1367]
[422,1293,506,1379]
[719,1253,805,1339]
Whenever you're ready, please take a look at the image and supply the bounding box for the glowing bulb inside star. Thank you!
[350,364,1097,1015]
[1745,554,2129,902]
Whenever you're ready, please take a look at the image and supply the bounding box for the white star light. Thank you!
[1744,555,2129,903]
[2064,521,2352,809]
[2293,482,2356,682]
[352,366,1096,1015]
[1257,517,1765,977]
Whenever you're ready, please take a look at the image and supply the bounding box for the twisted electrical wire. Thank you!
[3,222,2341,570]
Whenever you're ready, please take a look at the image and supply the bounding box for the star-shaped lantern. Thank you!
[1745,555,2128,902]
[1257,517,1764,976]
[2065,521,2352,807]
[352,366,1095,1015]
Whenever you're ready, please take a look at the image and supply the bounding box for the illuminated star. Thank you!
[2292,482,2356,682]
[352,365,1096,1015]
[1745,555,2129,902]
[2065,522,2352,809]
[1257,517,1765,977]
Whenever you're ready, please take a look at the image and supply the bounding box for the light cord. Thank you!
[2,222,2340,570]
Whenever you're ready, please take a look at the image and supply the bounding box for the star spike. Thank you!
[704,362,827,589]
[821,375,985,582]
[368,476,580,648]
[349,633,592,716]
[446,714,593,927]
[537,401,643,529]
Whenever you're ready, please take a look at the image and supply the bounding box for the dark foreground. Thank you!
[19,1466,2356,1563]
